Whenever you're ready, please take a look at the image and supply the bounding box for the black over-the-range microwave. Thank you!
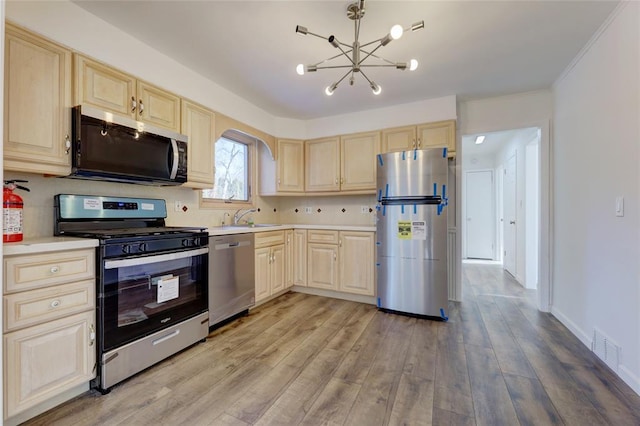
[70,105,188,186]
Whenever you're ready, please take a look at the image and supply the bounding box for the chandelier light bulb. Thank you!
[390,24,404,40]
[296,64,305,75]
[409,59,419,71]
[325,83,338,96]
[371,82,382,95]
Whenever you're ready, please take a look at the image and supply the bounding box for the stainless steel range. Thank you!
[54,194,209,393]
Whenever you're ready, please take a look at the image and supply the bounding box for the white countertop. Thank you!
[208,224,375,236]
[3,237,99,256]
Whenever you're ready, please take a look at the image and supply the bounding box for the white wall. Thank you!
[552,2,639,394]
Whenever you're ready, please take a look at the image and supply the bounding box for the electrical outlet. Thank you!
[304,206,312,214]
[361,205,369,214]
[174,201,182,212]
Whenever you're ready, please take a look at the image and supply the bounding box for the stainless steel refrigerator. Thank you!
[376,148,449,320]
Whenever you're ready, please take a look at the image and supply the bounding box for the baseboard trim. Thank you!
[291,286,376,305]
[550,306,592,348]
[551,306,640,397]
[619,366,640,396]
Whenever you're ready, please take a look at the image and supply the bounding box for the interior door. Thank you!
[503,153,517,276]
[465,170,494,259]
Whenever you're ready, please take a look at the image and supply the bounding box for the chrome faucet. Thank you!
[233,208,257,225]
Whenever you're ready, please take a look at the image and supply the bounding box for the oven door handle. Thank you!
[104,247,209,269]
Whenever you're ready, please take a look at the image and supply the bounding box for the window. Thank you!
[202,137,251,202]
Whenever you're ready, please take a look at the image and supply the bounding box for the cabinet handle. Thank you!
[278,178,281,185]
[418,138,422,148]
[340,177,344,184]
[50,266,59,274]
[64,134,71,154]
[412,139,416,149]
[335,178,338,185]
[333,253,337,261]
[89,324,96,346]
[339,239,342,247]
[50,299,61,308]
[138,99,144,115]
[131,96,137,113]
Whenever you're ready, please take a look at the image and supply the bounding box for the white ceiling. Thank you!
[462,127,538,158]
[72,0,618,120]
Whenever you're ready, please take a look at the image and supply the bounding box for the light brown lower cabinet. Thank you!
[3,246,96,422]
[4,310,96,418]
[255,231,286,303]
[307,230,375,296]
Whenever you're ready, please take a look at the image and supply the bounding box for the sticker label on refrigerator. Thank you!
[412,221,427,240]
[397,221,412,240]
[157,276,179,303]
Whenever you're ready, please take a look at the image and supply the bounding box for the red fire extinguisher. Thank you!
[3,180,30,243]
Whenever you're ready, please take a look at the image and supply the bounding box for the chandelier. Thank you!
[295,0,424,96]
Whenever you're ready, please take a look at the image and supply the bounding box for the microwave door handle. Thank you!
[169,139,179,179]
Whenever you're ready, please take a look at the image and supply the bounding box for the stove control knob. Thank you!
[182,239,192,247]
[138,243,147,253]
[122,245,131,254]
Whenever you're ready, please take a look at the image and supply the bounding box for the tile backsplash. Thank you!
[5,172,375,239]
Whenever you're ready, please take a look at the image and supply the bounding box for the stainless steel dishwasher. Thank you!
[208,233,255,328]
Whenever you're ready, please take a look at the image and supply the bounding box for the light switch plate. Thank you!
[615,196,624,217]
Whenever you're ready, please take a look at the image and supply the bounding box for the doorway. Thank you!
[461,127,541,290]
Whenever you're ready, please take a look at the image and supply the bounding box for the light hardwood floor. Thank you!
[24,263,640,425]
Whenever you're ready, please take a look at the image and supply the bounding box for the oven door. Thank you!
[100,247,208,352]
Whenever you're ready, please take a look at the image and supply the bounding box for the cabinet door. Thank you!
[4,24,72,175]
[285,231,294,288]
[307,243,338,290]
[339,232,375,296]
[293,230,307,286]
[270,244,286,294]
[181,100,215,188]
[277,139,305,192]
[4,310,96,418]
[73,54,136,118]
[381,125,416,153]
[417,120,456,153]
[340,131,380,191]
[137,80,181,132]
[305,137,340,192]
[255,247,271,302]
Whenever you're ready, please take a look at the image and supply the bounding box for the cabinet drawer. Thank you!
[255,231,286,249]
[307,230,339,244]
[4,280,95,332]
[4,249,95,293]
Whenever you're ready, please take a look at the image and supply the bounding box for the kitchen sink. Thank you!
[225,223,280,228]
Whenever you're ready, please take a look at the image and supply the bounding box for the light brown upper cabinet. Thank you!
[382,120,456,157]
[340,131,380,191]
[259,139,305,195]
[305,136,340,192]
[305,131,379,193]
[74,55,181,132]
[181,100,215,188]
[4,23,72,175]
